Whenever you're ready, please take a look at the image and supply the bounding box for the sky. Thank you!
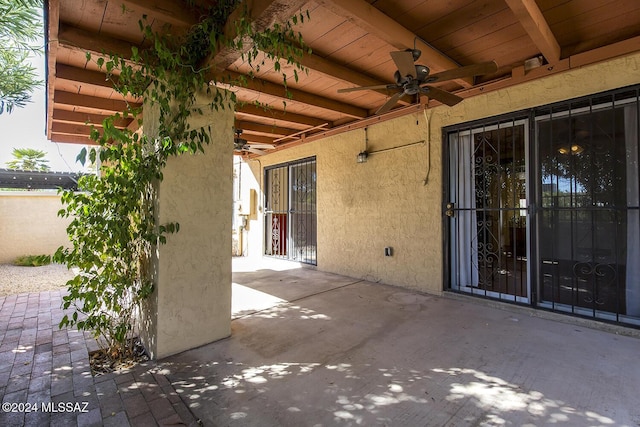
[0,16,87,173]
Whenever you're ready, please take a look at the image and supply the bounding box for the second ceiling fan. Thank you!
[338,49,498,114]
[234,128,274,156]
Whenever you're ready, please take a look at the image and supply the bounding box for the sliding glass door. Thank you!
[536,96,640,324]
[446,88,640,326]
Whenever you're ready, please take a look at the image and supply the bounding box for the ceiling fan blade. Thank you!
[427,61,498,83]
[421,86,463,106]
[375,91,405,115]
[390,51,416,79]
[246,143,275,149]
[338,84,398,93]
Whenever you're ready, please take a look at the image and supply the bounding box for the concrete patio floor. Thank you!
[160,257,640,426]
[2,258,639,426]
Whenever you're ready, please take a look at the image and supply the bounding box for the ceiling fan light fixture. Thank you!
[571,144,584,154]
[558,144,584,155]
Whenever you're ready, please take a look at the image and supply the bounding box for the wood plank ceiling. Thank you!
[45,0,640,153]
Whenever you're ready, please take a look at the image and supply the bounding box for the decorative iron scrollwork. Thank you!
[271,216,281,254]
[572,262,617,305]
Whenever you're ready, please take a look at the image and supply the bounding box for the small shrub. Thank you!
[14,254,52,267]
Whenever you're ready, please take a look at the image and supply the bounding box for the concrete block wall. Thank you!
[0,192,72,264]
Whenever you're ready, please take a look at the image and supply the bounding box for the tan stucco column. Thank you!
[141,92,234,359]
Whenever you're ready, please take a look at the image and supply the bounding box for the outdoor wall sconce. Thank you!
[357,151,369,163]
[357,127,369,163]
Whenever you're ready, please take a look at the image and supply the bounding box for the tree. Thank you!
[0,0,43,114]
[6,147,50,171]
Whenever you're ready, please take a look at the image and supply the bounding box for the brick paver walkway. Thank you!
[0,290,198,426]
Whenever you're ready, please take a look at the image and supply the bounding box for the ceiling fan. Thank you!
[338,49,498,114]
[233,128,275,156]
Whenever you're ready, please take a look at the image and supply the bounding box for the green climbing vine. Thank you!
[54,1,309,363]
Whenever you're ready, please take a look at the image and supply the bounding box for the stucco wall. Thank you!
[141,93,234,359]
[253,113,440,291]
[244,51,640,295]
[0,192,72,264]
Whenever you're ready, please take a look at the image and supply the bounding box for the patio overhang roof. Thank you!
[45,0,640,153]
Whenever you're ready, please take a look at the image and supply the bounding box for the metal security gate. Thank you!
[446,119,530,303]
[264,157,317,265]
[445,86,640,328]
[535,90,640,325]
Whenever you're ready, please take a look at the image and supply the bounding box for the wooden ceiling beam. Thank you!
[300,51,384,88]
[504,0,561,64]
[259,45,390,91]
[127,115,142,133]
[240,134,277,145]
[52,122,97,136]
[296,50,408,104]
[254,45,410,105]
[221,71,367,118]
[235,120,298,137]
[56,64,118,89]
[57,23,136,61]
[46,0,61,142]
[203,0,309,76]
[54,91,142,113]
[52,109,131,128]
[119,0,199,28]
[51,133,96,145]
[236,103,329,128]
[569,35,640,68]
[315,0,473,87]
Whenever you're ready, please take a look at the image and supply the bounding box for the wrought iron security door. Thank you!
[535,93,640,324]
[265,165,288,258]
[447,120,530,303]
[446,88,640,327]
[264,158,317,265]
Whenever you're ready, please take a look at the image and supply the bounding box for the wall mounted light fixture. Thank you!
[357,127,369,163]
[356,125,426,163]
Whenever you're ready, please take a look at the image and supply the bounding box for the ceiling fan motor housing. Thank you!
[234,138,247,148]
[394,65,430,94]
[415,65,430,81]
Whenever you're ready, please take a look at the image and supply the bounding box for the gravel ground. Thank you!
[0,263,76,296]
